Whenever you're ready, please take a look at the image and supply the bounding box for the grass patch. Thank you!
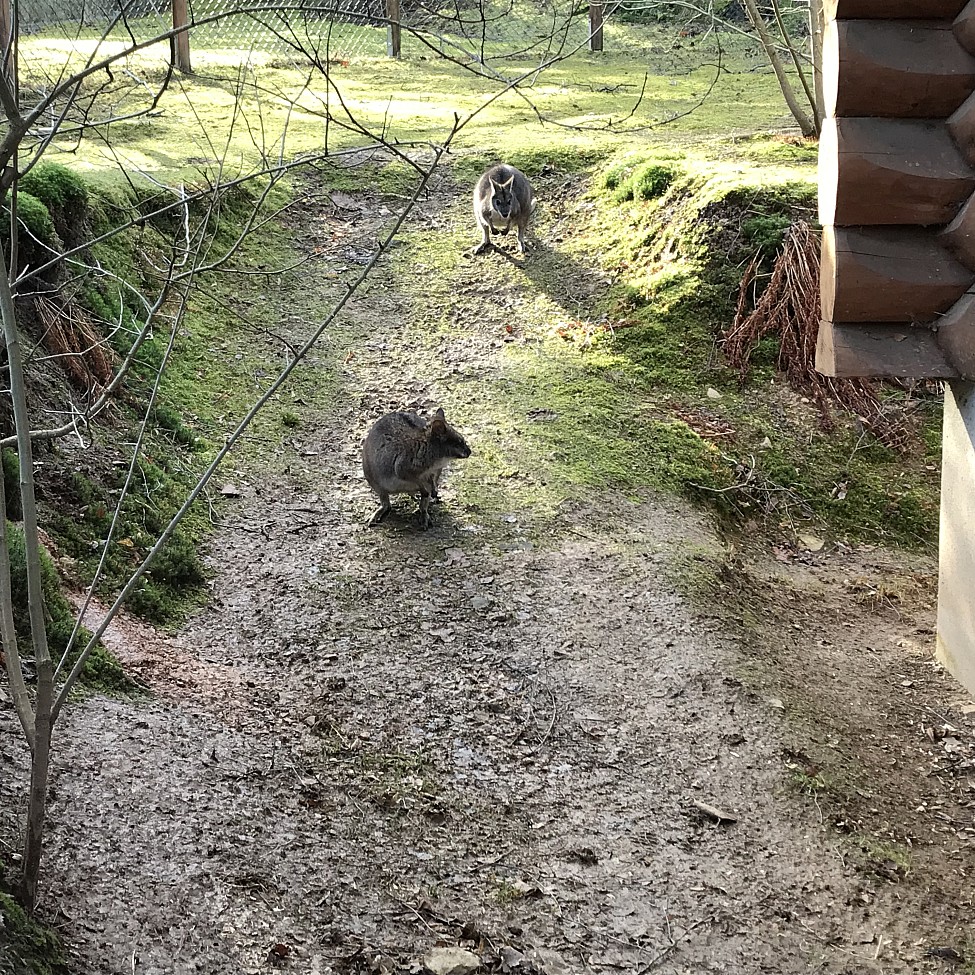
[18,20,795,187]
[846,835,912,884]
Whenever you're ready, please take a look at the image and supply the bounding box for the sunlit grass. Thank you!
[19,14,795,191]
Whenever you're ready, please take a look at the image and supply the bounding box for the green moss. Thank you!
[742,213,793,256]
[19,162,88,214]
[10,193,54,246]
[0,883,69,975]
[151,404,199,450]
[614,161,681,202]
[6,163,91,266]
[50,462,209,629]
[452,145,610,188]
[4,523,135,694]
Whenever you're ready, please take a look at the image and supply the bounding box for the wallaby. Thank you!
[472,164,535,256]
[362,408,472,529]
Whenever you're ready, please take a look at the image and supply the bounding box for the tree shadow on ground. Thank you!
[468,232,609,328]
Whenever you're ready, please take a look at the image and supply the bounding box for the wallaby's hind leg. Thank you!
[516,225,527,255]
[368,491,392,526]
[473,224,493,255]
[416,491,434,530]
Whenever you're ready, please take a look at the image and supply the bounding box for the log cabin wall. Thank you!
[818,0,975,698]
[817,0,975,379]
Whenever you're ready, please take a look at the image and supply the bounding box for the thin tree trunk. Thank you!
[809,0,826,125]
[0,234,53,910]
[0,471,35,747]
[742,0,816,137]
[19,709,51,909]
[770,0,820,135]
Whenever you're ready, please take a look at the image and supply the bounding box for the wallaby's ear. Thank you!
[430,408,447,430]
[501,177,515,191]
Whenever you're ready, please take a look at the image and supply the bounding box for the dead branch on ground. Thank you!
[723,221,910,452]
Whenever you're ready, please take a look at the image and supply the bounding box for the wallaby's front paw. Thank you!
[472,241,493,256]
[367,506,391,526]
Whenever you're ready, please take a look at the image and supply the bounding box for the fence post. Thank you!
[386,0,401,58]
[589,1,603,52]
[172,0,192,73]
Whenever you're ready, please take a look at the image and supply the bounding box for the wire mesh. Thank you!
[14,0,812,83]
[16,0,595,64]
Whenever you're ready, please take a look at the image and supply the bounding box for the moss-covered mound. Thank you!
[582,148,939,548]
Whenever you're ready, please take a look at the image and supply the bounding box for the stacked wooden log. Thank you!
[817,0,975,378]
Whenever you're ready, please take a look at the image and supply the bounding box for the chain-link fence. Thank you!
[14,0,814,80]
[17,0,594,63]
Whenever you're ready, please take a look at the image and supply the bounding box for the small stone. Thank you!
[422,946,480,975]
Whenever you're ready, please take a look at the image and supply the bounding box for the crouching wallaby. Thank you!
[362,408,472,529]
[473,164,535,256]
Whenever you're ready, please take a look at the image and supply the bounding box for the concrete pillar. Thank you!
[937,380,975,695]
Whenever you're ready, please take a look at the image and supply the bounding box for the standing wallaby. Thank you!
[362,408,472,529]
[473,164,535,256]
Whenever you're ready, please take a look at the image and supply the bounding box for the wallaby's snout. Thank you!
[450,437,472,460]
[492,180,515,222]
[362,407,471,530]
[473,164,535,256]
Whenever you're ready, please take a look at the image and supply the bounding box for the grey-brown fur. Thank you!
[472,164,534,256]
[362,408,471,529]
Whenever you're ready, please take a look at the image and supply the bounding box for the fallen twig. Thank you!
[636,914,719,973]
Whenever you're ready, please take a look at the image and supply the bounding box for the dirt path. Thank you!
[3,169,974,975]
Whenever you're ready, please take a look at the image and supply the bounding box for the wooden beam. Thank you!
[821,226,974,323]
[954,0,975,55]
[940,193,975,267]
[825,0,966,18]
[816,320,959,378]
[934,289,975,375]
[948,91,975,162]
[823,19,975,118]
[819,117,975,226]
